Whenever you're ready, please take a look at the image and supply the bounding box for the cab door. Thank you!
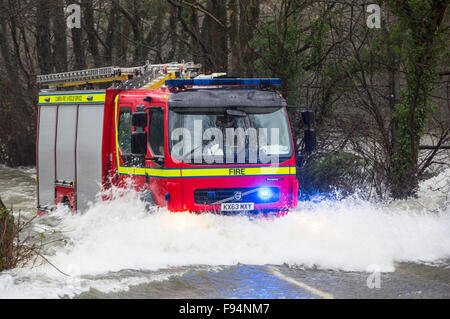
[115,103,134,187]
[144,107,168,206]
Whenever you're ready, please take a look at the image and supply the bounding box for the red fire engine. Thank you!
[36,62,315,216]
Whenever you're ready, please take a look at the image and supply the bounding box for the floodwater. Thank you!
[0,165,449,299]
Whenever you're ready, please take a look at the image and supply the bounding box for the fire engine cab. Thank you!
[36,62,315,215]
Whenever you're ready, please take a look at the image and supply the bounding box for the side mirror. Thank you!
[132,111,147,128]
[226,109,247,117]
[131,131,147,155]
[304,129,316,152]
[301,110,315,126]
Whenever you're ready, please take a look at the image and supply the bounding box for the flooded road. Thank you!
[0,165,449,299]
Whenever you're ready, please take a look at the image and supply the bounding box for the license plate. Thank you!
[221,202,254,211]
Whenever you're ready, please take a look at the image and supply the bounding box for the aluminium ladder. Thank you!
[36,61,202,89]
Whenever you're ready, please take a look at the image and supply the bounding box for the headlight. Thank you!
[258,188,271,199]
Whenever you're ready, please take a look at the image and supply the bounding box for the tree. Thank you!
[36,0,52,74]
[383,0,448,198]
[201,0,228,72]
[0,0,37,166]
[50,0,68,72]
[83,0,102,67]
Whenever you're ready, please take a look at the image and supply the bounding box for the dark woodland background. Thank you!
[0,0,448,199]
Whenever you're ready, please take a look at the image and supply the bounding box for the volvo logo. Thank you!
[233,191,242,201]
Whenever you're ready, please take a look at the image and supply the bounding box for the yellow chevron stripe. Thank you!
[113,92,296,179]
[39,92,106,104]
[117,166,295,178]
[181,166,291,177]
[118,166,181,177]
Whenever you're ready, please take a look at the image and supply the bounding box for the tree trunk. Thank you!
[131,0,144,63]
[71,26,85,70]
[103,1,118,65]
[228,0,240,76]
[386,0,448,199]
[36,0,52,74]
[239,0,259,76]
[82,0,101,67]
[0,5,36,167]
[200,0,228,72]
[190,6,200,62]
[113,0,144,64]
[50,0,67,72]
[145,0,167,63]
[120,18,130,65]
[167,7,178,61]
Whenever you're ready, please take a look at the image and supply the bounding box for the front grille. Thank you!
[194,187,279,205]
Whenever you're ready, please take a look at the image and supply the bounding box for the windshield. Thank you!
[169,107,292,165]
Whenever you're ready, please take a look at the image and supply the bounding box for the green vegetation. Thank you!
[299,152,368,195]
[0,196,48,272]
[0,0,448,199]
[0,196,69,273]
[383,0,448,198]
[0,199,14,271]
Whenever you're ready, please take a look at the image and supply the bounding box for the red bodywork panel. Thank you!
[54,185,75,213]
[98,88,298,215]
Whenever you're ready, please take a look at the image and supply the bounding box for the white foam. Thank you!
[0,168,449,298]
[44,192,449,276]
[0,268,183,299]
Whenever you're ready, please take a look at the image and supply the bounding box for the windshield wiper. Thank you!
[182,136,217,162]
[226,109,247,117]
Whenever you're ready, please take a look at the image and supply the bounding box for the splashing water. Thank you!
[0,167,448,298]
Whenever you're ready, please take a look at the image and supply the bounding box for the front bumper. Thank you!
[167,175,298,213]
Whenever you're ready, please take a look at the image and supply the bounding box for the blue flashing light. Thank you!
[298,189,342,203]
[258,188,271,200]
[165,78,282,87]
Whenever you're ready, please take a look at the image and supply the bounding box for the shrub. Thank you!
[0,197,41,272]
[0,201,14,271]
[298,151,368,196]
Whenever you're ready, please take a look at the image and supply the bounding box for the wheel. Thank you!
[139,189,156,212]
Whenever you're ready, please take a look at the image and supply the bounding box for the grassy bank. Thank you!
[0,197,14,271]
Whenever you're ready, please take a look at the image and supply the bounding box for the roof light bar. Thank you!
[165,78,282,87]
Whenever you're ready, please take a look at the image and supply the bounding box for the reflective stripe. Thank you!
[117,165,295,178]
[113,92,296,179]
[39,92,106,104]
[114,94,121,169]
[181,166,292,177]
[118,166,181,178]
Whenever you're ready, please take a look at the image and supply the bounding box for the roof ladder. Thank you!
[36,61,201,89]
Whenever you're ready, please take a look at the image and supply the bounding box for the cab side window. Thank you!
[148,110,164,156]
[118,108,132,154]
